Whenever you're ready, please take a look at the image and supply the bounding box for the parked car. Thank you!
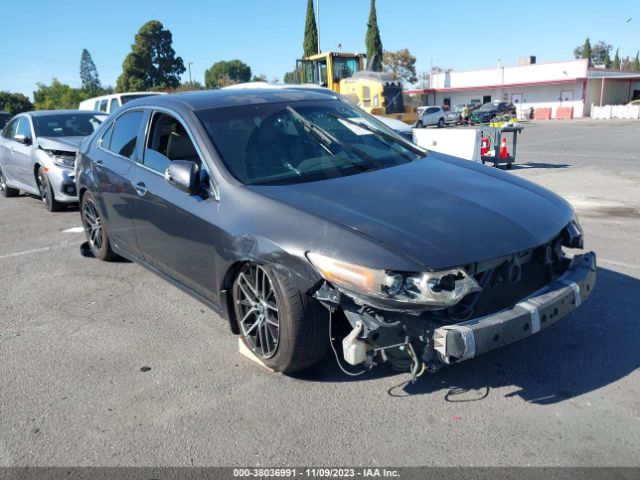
[627,99,640,106]
[472,101,517,123]
[0,112,12,129]
[0,110,106,210]
[416,106,445,128]
[79,92,165,115]
[445,104,465,125]
[76,88,595,375]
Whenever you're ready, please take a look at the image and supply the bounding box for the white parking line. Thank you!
[599,258,640,271]
[0,246,53,260]
[62,226,85,233]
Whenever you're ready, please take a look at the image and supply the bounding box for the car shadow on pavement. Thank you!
[509,162,571,170]
[295,267,640,404]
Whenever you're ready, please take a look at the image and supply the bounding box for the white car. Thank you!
[79,92,165,115]
[416,106,445,128]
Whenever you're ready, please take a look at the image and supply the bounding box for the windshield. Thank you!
[478,102,500,112]
[197,99,425,186]
[32,113,106,138]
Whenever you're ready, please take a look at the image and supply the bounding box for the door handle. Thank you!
[134,182,148,197]
[94,159,103,171]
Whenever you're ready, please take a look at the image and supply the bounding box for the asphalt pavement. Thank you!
[0,119,639,466]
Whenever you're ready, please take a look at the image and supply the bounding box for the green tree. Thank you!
[251,74,268,82]
[204,60,251,88]
[283,70,297,84]
[383,49,417,84]
[303,0,319,57]
[612,48,621,69]
[116,20,185,92]
[592,41,613,66]
[33,79,90,110]
[0,91,34,114]
[80,48,102,93]
[365,0,383,71]
[633,51,640,72]
[574,38,592,66]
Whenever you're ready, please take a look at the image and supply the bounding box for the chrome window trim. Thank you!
[96,106,219,201]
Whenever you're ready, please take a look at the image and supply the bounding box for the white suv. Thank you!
[416,106,445,128]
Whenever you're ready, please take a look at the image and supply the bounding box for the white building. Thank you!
[406,58,640,118]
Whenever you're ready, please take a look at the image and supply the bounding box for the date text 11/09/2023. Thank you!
[233,468,400,478]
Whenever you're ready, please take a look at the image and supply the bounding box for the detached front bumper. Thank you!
[433,252,596,364]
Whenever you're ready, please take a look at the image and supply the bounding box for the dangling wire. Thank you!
[328,310,368,377]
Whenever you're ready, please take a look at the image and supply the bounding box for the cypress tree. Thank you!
[303,0,318,57]
[80,49,102,93]
[633,51,640,72]
[612,48,621,69]
[582,38,592,66]
[365,0,383,71]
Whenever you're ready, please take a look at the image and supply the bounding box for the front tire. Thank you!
[81,191,117,261]
[0,166,19,198]
[233,263,329,373]
[416,120,423,128]
[437,118,445,128]
[37,167,62,212]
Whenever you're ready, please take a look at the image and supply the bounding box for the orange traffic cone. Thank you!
[480,137,490,156]
[499,137,508,159]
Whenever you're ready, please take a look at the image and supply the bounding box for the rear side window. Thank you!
[144,112,200,174]
[109,98,119,113]
[99,99,108,112]
[108,110,144,159]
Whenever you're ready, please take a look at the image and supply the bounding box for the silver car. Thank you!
[0,110,106,211]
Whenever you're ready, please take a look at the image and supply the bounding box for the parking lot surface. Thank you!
[1,120,639,466]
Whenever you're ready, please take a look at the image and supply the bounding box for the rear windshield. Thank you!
[32,113,106,137]
[197,99,425,186]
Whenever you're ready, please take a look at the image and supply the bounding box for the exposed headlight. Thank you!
[306,252,481,308]
[563,213,584,248]
[45,149,76,168]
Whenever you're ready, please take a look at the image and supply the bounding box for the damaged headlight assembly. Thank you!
[306,252,481,309]
[44,149,76,168]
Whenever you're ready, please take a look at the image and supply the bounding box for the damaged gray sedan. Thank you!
[76,89,596,376]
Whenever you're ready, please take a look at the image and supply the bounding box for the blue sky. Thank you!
[1,0,639,98]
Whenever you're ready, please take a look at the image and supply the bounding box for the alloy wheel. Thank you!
[234,264,280,359]
[37,171,50,207]
[0,167,6,192]
[83,198,103,251]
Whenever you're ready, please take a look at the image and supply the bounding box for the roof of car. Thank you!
[24,110,105,117]
[123,88,340,112]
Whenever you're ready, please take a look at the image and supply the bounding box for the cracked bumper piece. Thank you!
[433,252,596,364]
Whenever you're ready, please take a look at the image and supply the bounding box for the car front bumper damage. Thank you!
[314,252,596,374]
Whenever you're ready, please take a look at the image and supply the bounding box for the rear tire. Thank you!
[0,166,19,197]
[37,167,62,212]
[80,191,117,261]
[416,121,423,128]
[437,118,445,128]
[233,263,329,373]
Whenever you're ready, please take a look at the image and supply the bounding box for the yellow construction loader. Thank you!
[294,52,418,125]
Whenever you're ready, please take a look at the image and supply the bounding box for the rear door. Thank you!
[94,109,146,259]
[129,110,220,301]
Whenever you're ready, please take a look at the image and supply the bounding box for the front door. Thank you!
[12,116,36,189]
[130,111,220,302]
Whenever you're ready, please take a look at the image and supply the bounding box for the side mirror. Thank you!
[14,134,31,145]
[164,160,200,194]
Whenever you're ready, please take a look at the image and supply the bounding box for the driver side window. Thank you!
[143,112,201,174]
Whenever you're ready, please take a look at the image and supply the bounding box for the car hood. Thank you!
[37,136,84,152]
[251,154,573,270]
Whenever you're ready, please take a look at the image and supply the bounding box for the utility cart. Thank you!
[479,125,524,169]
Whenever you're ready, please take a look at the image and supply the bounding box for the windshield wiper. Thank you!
[330,113,423,159]
[286,106,379,169]
[286,106,337,155]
